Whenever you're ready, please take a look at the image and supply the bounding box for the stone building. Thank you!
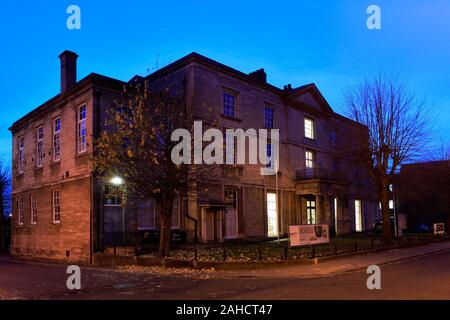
[10,51,379,263]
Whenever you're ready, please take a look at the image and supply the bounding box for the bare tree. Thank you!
[429,139,450,161]
[0,162,11,252]
[95,81,212,257]
[343,74,433,243]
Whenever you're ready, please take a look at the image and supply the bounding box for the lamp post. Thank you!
[110,176,125,245]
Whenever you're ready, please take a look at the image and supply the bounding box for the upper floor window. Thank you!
[223,91,236,118]
[331,130,337,147]
[52,190,61,224]
[17,136,25,174]
[31,194,37,224]
[53,118,61,162]
[36,126,44,168]
[305,150,314,169]
[18,196,24,225]
[264,106,274,128]
[78,105,87,153]
[304,117,315,140]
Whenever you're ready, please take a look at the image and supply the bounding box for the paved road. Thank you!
[0,249,449,300]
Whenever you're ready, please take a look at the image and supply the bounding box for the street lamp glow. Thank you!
[110,176,124,186]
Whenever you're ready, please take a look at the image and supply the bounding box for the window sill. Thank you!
[50,160,61,166]
[221,114,242,123]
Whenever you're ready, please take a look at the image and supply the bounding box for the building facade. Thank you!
[10,51,380,263]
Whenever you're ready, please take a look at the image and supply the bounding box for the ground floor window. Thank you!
[224,190,238,239]
[18,196,24,225]
[137,198,181,230]
[306,199,316,224]
[52,190,61,223]
[31,194,37,224]
[333,197,338,233]
[355,199,363,232]
[267,192,278,237]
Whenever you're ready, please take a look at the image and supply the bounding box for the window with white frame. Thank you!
[17,136,24,174]
[224,190,238,239]
[264,105,274,128]
[137,198,181,230]
[78,105,87,153]
[31,194,37,224]
[223,91,236,118]
[138,199,158,230]
[18,196,24,225]
[36,126,44,167]
[304,117,315,140]
[53,118,61,162]
[53,190,61,223]
[305,150,314,177]
[266,192,278,237]
[306,199,316,224]
[171,198,181,229]
[104,185,122,206]
[355,200,363,232]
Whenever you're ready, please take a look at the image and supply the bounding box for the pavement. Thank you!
[0,241,449,300]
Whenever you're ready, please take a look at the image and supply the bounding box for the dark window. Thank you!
[223,92,236,117]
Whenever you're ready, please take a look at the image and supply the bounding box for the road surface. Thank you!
[0,247,449,299]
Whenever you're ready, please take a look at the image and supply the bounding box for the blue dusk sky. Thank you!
[0,0,449,164]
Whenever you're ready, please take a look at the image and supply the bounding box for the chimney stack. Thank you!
[249,68,267,83]
[59,50,78,93]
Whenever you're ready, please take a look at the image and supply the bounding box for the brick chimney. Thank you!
[249,68,267,83]
[59,50,78,93]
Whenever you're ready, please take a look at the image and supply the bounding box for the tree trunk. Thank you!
[158,200,173,257]
[380,181,393,245]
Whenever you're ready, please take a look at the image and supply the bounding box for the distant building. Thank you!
[397,160,450,233]
[9,51,380,263]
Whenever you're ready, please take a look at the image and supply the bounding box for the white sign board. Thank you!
[289,224,330,247]
[434,223,445,235]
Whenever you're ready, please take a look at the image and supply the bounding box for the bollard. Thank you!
[258,248,263,261]
[113,245,117,256]
[311,246,316,259]
[194,248,198,261]
[223,248,227,261]
[284,247,288,260]
[334,244,338,255]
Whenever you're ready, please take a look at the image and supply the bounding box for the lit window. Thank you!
[53,190,61,223]
[389,200,394,209]
[267,192,278,237]
[31,194,37,224]
[78,105,87,153]
[264,106,274,128]
[17,136,25,174]
[389,184,393,192]
[305,150,314,169]
[53,118,61,162]
[36,127,44,167]
[306,199,316,224]
[18,196,24,225]
[223,92,236,118]
[304,117,315,140]
[266,142,272,168]
[355,200,363,232]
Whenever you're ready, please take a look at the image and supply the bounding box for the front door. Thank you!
[205,210,215,241]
